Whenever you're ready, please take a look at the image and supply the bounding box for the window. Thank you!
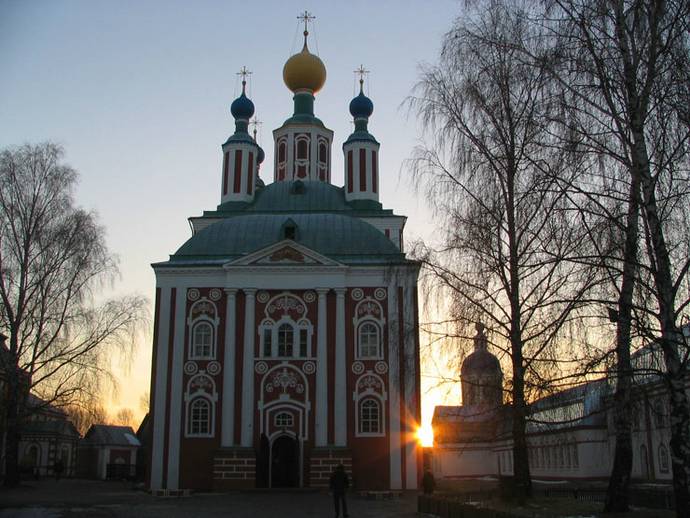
[192,322,213,358]
[278,324,293,357]
[188,398,211,435]
[284,226,296,240]
[263,329,272,357]
[659,444,670,473]
[653,400,665,428]
[358,322,380,358]
[297,138,308,159]
[299,328,308,357]
[275,412,293,428]
[571,444,579,468]
[359,398,381,434]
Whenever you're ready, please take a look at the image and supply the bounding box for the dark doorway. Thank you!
[271,435,299,488]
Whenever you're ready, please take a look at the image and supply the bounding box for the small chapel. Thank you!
[147,16,421,492]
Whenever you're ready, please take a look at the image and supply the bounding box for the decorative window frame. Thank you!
[258,294,313,359]
[353,371,387,437]
[184,373,218,438]
[274,411,294,428]
[659,444,670,473]
[187,298,220,360]
[353,298,385,361]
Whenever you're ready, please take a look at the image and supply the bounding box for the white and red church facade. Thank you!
[148,27,421,492]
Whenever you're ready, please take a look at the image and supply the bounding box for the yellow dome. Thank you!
[283,43,327,94]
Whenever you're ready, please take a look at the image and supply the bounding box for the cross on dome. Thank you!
[237,66,252,91]
[354,64,370,89]
[298,10,315,42]
[250,118,262,140]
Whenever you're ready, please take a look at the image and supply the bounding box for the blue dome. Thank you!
[349,91,374,119]
[231,92,255,120]
[257,145,265,164]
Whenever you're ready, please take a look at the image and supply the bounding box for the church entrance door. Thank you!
[271,435,299,488]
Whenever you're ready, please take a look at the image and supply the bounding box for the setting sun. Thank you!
[417,424,434,447]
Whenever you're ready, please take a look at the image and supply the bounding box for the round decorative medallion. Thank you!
[255,361,268,374]
[374,288,387,301]
[302,361,316,375]
[375,361,388,375]
[183,361,198,376]
[206,361,222,376]
[351,361,365,375]
[257,291,270,303]
[303,291,316,303]
[187,288,200,301]
[209,288,222,301]
[351,288,364,301]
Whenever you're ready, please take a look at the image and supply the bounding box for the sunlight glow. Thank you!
[417,423,434,447]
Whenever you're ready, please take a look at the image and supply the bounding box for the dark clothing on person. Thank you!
[54,459,64,481]
[422,470,435,495]
[329,466,349,518]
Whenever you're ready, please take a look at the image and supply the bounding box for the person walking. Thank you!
[422,468,435,495]
[329,463,349,518]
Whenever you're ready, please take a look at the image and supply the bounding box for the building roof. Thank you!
[168,212,406,265]
[82,424,141,447]
[461,349,502,376]
[22,418,79,439]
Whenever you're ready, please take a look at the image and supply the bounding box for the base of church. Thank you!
[309,447,352,488]
[212,447,256,490]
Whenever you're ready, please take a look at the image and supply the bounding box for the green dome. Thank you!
[172,213,402,263]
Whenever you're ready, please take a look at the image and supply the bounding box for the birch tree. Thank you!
[0,143,146,486]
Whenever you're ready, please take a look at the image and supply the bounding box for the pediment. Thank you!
[224,240,343,268]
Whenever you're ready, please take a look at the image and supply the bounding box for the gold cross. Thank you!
[298,10,315,34]
[250,118,262,139]
[354,64,369,91]
[237,66,252,84]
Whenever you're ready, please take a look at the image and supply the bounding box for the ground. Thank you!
[0,479,418,518]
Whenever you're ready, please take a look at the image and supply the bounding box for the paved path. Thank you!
[0,479,419,518]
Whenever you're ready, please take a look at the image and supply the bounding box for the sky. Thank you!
[0,0,463,434]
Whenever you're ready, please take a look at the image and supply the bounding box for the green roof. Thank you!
[212,180,389,215]
[170,213,404,264]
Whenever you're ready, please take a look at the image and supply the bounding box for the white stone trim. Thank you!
[166,287,187,489]
[221,289,237,447]
[334,288,347,446]
[315,288,329,446]
[387,284,402,489]
[403,281,418,489]
[241,289,257,447]
[150,287,171,490]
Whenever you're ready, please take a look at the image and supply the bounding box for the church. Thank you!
[147,20,421,492]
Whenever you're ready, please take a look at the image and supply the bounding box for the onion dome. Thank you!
[283,30,326,94]
[460,323,501,377]
[257,145,265,164]
[230,80,255,120]
[349,83,374,119]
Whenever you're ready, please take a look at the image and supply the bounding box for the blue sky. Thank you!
[0,0,462,427]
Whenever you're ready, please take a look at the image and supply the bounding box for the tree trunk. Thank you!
[604,169,640,513]
[3,358,21,487]
[511,359,531,501]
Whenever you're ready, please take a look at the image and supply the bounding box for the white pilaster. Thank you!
[167,287,187,489]
[150,287,171,490]
[221,289,237,447]
[334,288,347,446]
[404,281,418,489]
[387,283,402,490]
[315,288,329,446]
[241,289,256,447]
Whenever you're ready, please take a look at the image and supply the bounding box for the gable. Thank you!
[224,239,344,268]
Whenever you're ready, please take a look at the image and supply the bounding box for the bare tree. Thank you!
[64,400,109,436]
[114,407,135,428]
[0,143,147,486]
[408,1,597,499]
[538,0,690,511]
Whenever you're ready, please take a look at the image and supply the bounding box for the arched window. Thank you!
[278,142,286,162]
[358,322,380,358]
[192,322,213,358]
[297,138,308,159]
[653,400,665,428]
[23,444,40,467]
[278,324,294,357]
[188,398,211,436]
[359,398,381,434]
[659,444,670,473]
[275,412,293,428]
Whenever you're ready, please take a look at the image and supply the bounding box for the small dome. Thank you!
[231,91,255,120]
[461,349,501,376]
[283,43,327,94]
[349,90,373,119]
[257,145,265,164]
